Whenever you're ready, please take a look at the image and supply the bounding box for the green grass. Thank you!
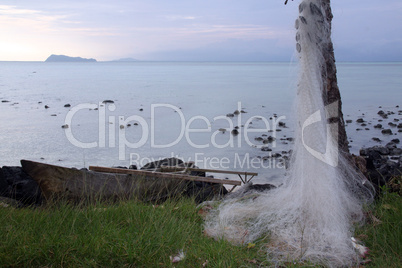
[0,198,267,267]
[355,185,402,267]
[0,185,400,267]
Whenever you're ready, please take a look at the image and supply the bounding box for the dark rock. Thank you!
[360,145,402,197]
[44,105,50,109]
[392,148,402,155]
[1,100,10,103]
[381,129,393,135]
[102,100,114,104]
[129,165,137,170]
[261,146,272,152]
[184,180,227,203]
[388,122,397,127]
[391,138,400,144]
[231,129,239,135]
[386,141,397,148]
[278,122,286,128]
[254,137,264,141]
[377,110,385,115]
[139,108,143,111]
[248,183,276,192]
[398,123,402,129]
[233,110,240,115]
[356,118,365,123]
[372,137,381,142]
[141,157,184,171]
[374,124,382,129]
[0,166,42,206]
[374,146,390,155]
[64,104,71,107]
[346,119,352,123]
[226,113,234,118]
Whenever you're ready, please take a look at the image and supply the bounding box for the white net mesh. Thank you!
[204,1,374,266]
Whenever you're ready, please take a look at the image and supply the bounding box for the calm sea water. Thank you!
[0,61,401,183]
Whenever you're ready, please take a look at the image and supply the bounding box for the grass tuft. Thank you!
[0,179,400,267]
[0,198,266,267]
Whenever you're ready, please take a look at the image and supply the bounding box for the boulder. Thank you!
[0,166,42,206]
[360,145,402,197]
[392,148,402,155]
[141,157,184,171]
[373,124,382,129]
[381,129,392,135]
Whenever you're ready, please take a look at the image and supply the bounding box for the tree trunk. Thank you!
[320,0,350,155]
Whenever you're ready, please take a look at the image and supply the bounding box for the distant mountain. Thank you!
[45,54,97,62]
[112,57,139,62]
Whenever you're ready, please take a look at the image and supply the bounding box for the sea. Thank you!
[0,61,401,184]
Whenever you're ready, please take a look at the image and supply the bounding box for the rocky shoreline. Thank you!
[1,138,401,208]
[0,157,230,208]
[1,101,401,206]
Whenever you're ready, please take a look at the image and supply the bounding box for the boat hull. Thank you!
[21,160,189,203]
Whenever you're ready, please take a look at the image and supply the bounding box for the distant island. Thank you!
[45,54,97,62]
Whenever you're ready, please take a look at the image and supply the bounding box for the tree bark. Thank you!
[320,0,350,155]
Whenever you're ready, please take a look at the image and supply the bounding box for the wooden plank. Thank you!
[159,166,258,176]
[89,166,241,186]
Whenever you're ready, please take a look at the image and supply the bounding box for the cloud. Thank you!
[0,5,39,15]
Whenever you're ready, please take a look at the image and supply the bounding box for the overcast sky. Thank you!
[1,0,401,61]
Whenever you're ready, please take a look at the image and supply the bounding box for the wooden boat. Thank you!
[21,160,240,203]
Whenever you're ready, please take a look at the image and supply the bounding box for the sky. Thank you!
[1,0,401,62]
